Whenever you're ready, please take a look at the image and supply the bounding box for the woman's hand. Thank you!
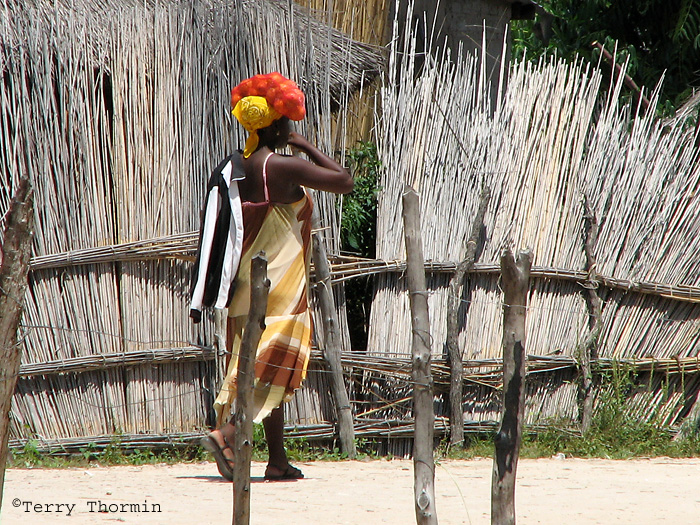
[287,131,310,155]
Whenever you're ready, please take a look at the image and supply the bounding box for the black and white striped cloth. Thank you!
[189,153,245,323]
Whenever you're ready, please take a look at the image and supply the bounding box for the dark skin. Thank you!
[237,117,354,202]
[210,117,353,478]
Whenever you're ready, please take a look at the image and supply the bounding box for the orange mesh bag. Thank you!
[231,72,306,121]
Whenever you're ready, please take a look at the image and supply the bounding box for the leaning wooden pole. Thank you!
[491,248,531,525]
[446,185,490,447]
[402,186,438,525]
[0,177,34,511]
[592,41,651,112]
[311,211,356,459]
[232,253,270,525]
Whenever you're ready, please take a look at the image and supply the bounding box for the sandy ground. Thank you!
[2,457,700,524]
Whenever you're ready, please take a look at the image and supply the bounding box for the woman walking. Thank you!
[199,72,353,481]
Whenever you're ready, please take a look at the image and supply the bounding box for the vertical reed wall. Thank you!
[367,6,700,435]
[1,0,381,443]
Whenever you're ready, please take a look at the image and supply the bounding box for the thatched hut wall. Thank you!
[1,0,382,446]
[5,0,700,455]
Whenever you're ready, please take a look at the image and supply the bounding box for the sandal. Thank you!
[264,463,304,481]
[200,433,234,481]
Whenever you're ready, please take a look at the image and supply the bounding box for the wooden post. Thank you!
[232,253,269,525]
[0,177,34,511]
[491,248,531,525]
[446,186,490,447]
[311,212,356,459]
[402,186,437,525]
[580,197,602,434]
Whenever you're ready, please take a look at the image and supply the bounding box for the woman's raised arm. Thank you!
[272,132,354,195]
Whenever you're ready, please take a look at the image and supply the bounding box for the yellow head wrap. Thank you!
[232,96,282,158]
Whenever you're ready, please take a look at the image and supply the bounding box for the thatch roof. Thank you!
[3,0,385,110]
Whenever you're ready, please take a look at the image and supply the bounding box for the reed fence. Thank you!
[4,0,700,455]
[364,4,700,452]
[1,0,381,445]
[9,345,695,456]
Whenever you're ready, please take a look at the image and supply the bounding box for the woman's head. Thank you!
[258,117,291,150]
[231,73,305,157]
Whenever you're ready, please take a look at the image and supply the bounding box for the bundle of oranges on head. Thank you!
[231,72,306,121]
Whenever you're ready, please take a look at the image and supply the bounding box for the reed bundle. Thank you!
[310,349,574,389]
[28,233,200,270]
[8,432,206,456]
[8,419,499,456]
[327,256,700,303]
[18,346,215,377]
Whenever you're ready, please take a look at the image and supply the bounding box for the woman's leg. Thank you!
[262,406,287,469]
[215,406,287,469]
[263,406,304,479]
[203,316,237,478]
[215,421,236,452]
[214,317,237,458]
[201,421,236,481]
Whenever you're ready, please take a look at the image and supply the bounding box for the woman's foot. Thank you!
[264,463,304,481]
[200,429,235,481]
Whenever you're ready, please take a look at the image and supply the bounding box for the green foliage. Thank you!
[339,141,381,350]
[674,0,700,48]
[341,141,380,259]
[511,0,700,111]
[13,439,44,467]
[437,434,495,459]
[442,423,700,461]
[251,423,384,462]
[519,420,699,459]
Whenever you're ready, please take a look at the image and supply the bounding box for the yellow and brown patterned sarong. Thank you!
[214,189,313,425]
